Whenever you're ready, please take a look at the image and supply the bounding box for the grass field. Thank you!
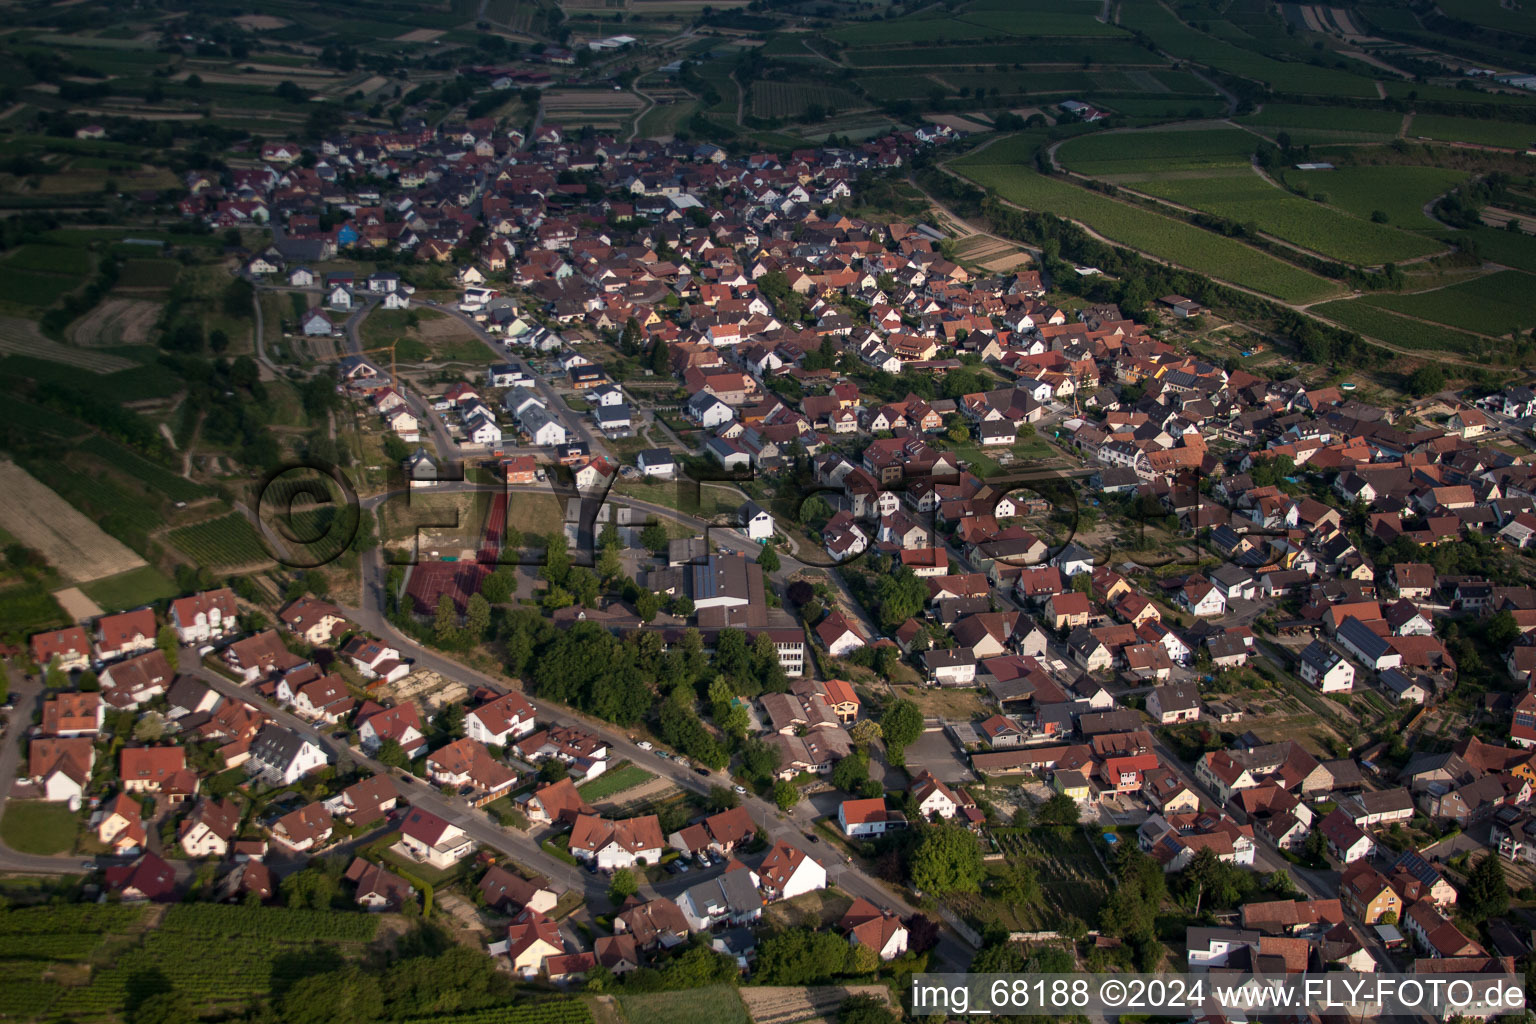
[950,152,1343,303]
[1361,269,1536,336]
[1283,164,1469,230]
[0,269,80,310]
[115,258,181,289]
[1409,114,1536,150]
[577,762,657,801]
[1311,298,1491,354]
[619,986,748,1024]
[79,564,179,611]
[0,802,77,855]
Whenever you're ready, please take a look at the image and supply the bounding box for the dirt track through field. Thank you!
[0,315,136,372]
[0,460,147,582]
[67,298,161,348]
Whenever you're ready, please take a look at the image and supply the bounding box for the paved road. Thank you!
[425,302,612,462]
[337,564,975,967]
[0,679,90,874]
[186,649,972,965]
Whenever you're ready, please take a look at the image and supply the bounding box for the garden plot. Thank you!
[0,460,148,582]
[375,668,469,711]
[395,28,446,42]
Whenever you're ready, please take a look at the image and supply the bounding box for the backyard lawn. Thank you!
[0,801,78,855]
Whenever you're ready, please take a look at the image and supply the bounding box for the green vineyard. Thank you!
[167,513,270,567]
[398,1000,595,1024]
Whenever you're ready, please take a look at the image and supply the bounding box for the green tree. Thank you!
[1036,792,1080,826]
[156,626,179,670]
[1464,853,1509,922]
[873,569,926,631]
[880,699,923,762]
[609,867,638,904]
[479,568,515,604]
[640,521,669,552]
[772,779,799,811]
[1408,364,1447,397]
[910,823,984,895]
[831,751,870,793]
[849,719,881,748]
[799,494,833,526]
[636,590,661,623]
[945,414,969,443]
[757,544,780,572]
[376,738,409,769]
[464,594,490,642]
[648,338,670,375]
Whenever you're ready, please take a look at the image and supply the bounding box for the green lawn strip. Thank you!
[78,565,178,611]
[618,986,748,1024]
[576,762,657,802]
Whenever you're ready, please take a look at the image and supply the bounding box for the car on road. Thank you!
[693,766,710,776]
[636,740,652,751]
[805,833,819,843]
[80,861,95,871]
[732,785,746,794]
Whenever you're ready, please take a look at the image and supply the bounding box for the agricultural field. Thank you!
[1311,298,1493,355]
[750,81,865,120]
[1131,171,1443,264]
[78,435,210,503]
[1408,114,1536,150]
[1361,269,1536,336]
[1118,1,1381,96]
[1282,164,1469,229]
[397,1002,596,1024]
[1238,103,1405,144]
[841,41,1161,69]
[1057,127,1444,264]
[20,904,383,1022]
[66,298,163,348]
[1055,125,1262,175]
[949,153,1344,303]
[0,459,148,582]
[619,986,748,1024]
[540,89,646,131]
[0,316,138,373]
[166,512,271,568]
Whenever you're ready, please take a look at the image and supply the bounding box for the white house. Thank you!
[636,448,677,479]
[466,692,538,747]
[1146,682,1201,724]
[465,414,503,448]
[838,798,906,839]
[1298,641,1355,693]
[568,814,665,871]
[396,807,474,869]
[246,725,328,787]
[757,841,827,901]
[738,501,775,542]
[1180,580,1227,618]
[675,870,763,931]
[521,407,568,447]
[169,589,238,644]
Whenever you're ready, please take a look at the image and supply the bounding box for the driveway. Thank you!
[902,729,974,784]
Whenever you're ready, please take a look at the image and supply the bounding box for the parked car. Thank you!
[693,766,710,776]
[732,785,747,795]
[636,740,653,751]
